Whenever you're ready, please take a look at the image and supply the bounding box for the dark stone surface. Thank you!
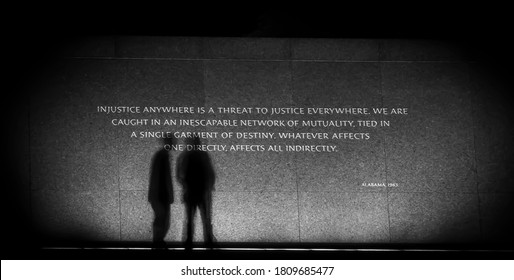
[204,60,296,192]
[292,61,386,192]
[115,59,204,106]
[30,60,120,192]
[214,191,299,242]
[293,62,381,107]
[382,62,476,193]
[380,40,465,61]
[121,190,300,243]
[115,60,204,191]
[293,135,387,193]
[32,189,120,241]
[469,64,514,193]
[299,192,389,242]
[205,60,292,107]
[59,36,116,57]
[119,142,164,191]
[292,39,379,61]
[204,37,290,60]
[116,36,202,59]
[22,37,514,246]
[9,92,30,192]
[120,190,186,242]
[211,151,296,192]
[389,192,480,243]
[479,193,514,243]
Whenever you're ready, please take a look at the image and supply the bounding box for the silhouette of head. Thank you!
[192,136,201,146]
[185,136,202,147]
[161,135,175,150]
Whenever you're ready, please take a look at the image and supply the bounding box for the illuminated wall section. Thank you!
[24,37,514,245]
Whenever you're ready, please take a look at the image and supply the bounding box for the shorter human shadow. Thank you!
[148,136,175,249]
[176,137,216,249]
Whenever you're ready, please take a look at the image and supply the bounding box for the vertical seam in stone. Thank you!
[289,56,302,243]
[118,157,122,241]
[117,60,123,241]
[379,58,392,243]
[293,64,302,243]
[467,62,483,241]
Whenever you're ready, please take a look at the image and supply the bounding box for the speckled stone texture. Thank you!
[30,60,120,192]
[381,62,476,193]
[292,61,387,193]
[204,37,290,60]
[116,36,202,59]
[214,192,299,242]
[120,190,188,242]
[25,37,514,246]
[204,60,296,193]
[32,189,120,241]
[205,60,292,107]
[292,39,379,61]
[379,40,466,61]
[469,64,514,193]
[115,59,204,191]
[389,193,480,243]
[300,192,389,242]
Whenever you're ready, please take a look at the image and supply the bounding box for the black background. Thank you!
[3,4,513,260]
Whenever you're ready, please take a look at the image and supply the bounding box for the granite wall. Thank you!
[18,37,514,246]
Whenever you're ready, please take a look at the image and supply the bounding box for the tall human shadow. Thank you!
[176,136,216,249]
[148,136,175,249]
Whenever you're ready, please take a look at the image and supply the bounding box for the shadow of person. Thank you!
[148,136,175,249]
[177,136,216,250]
